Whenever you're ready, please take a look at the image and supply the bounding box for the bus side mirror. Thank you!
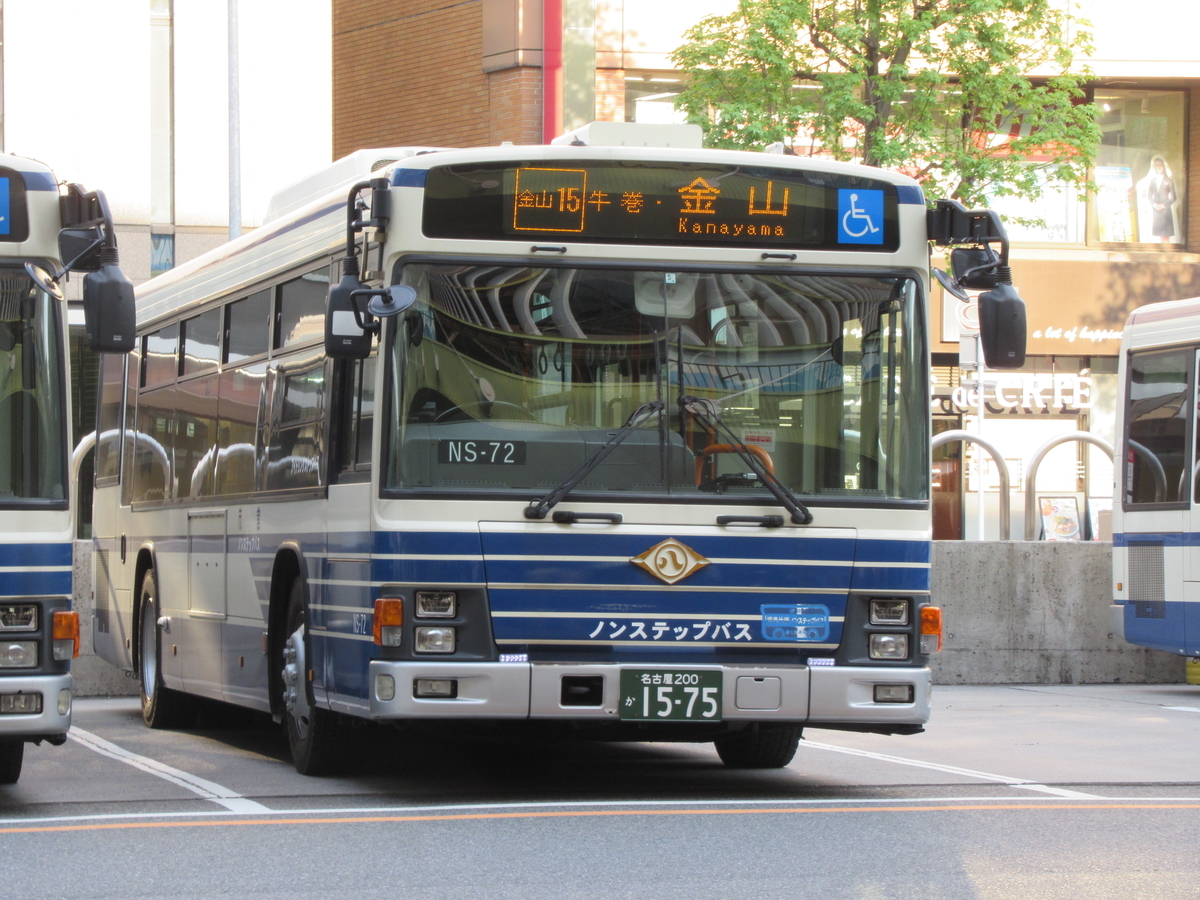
[325,269,373,359]
[58,225,106,273]
[978,283,1026,369]
[83,266,136,353]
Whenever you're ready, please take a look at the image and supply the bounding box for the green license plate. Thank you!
[618,670,722,722]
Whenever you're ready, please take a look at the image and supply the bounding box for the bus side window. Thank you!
[265,352,325,491]
[357,357,376,469]
[175,373,219,499]
[1126,348,1191,506]
[95,352,126,486]
[142,323,179,388]
[226,290,271,364]
[337,357,375,476]
[216,363,265,496]
[121,344,140,506]
[182,308,221,376]
[277,268,328,349]
[134,387,173,503]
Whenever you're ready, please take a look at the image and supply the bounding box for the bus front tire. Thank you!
[282,578,340,776]
[0,741,23,784]
[139,570,196,730]
[714,724,803,769]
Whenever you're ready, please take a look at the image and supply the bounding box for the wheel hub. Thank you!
[282,625,311,731]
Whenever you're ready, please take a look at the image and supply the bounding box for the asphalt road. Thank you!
[2,684,1199,899]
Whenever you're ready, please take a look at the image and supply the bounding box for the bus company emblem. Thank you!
[631,538,709,585]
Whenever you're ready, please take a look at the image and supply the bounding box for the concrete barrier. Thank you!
[69,540,1185,697]
[930,541,1183,684]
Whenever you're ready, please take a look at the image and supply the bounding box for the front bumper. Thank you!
[0,672,72,740]
[366,660,930,726]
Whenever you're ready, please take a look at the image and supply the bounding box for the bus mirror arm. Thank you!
[927,199,1012,299]
[342,177,392,274]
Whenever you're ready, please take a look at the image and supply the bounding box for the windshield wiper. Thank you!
[680,395,813,525]
[524,400,665,520]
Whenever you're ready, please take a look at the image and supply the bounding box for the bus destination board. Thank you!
[421,160,899,252]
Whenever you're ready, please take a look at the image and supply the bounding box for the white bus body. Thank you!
[93,133,995,774]
[0,158,81,783]
[1111,297,1200,658]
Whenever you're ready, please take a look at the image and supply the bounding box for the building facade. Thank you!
[2,0,333,533]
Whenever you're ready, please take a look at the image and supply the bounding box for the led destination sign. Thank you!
[422,161,899,251]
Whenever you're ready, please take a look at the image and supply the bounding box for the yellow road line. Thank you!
[4,803,1199,835]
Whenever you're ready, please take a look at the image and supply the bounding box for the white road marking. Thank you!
[4,793,1180,830]
[67,727,269,814]
[1163,706,1200,713]
[799,740,1103,799]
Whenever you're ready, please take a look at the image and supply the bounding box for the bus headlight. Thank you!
[0,604,37,631]
[0,642,37,668]
[414,627,455,654]
[415,591,456,618]
[870,598,909,625]
[869,634,908,660]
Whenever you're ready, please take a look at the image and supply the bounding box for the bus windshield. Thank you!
[384,263,928,503]
[0,269,66,503]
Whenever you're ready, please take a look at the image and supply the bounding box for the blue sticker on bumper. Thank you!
[760,604,830,642]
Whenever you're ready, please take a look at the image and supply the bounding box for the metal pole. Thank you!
[228,0,241,241]
[975,334,986,540]
[1022,432,1116,540]
[931,430,1013,541]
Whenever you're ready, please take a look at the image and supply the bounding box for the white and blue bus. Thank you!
[0,155,134,783]
[1110,297,1200,661]
[91,124,1023,774]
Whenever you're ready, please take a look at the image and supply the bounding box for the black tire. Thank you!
[0,741,23,785]
[283,577,340,775]
[714,725,803,769]
[139,569,197,730]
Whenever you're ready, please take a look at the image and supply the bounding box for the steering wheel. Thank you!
[695,443,775,487]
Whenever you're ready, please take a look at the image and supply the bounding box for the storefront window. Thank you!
[1090,90,1186,246]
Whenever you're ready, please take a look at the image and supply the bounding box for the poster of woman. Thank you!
[1137,156,1179,243]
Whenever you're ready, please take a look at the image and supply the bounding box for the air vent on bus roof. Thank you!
[262,147,443,224]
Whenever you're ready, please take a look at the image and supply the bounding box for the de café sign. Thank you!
[945,372,1094,414]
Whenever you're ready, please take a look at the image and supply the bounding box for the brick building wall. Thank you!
[595,68,625,123]
[488,67,544,146]
[334,0,493,156]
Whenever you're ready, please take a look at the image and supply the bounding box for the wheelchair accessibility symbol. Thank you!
[837,189,884,245]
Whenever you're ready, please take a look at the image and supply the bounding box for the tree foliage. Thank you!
[671,0,1100,208]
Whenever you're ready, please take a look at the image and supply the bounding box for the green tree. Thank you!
[671,0,1100,209]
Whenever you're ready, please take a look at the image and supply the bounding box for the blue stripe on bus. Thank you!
[392,168,428,188]
[479,530,858,562]
[1118,600,1193,656]
[895,185,924,206]
[371,557,488,584]
[20,171,58,191]
[855,539,931,564]
[0,542,73,567]
[487,587,847,615]
[0,570,72,597]
[491,614,843,646]
[1113,532,1200,548]
[848,566,930,592]
[482,558,851,590]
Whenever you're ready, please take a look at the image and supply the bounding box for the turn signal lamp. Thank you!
[374,598,404,647]
[920,606,943,654]
[52,610,80,660]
